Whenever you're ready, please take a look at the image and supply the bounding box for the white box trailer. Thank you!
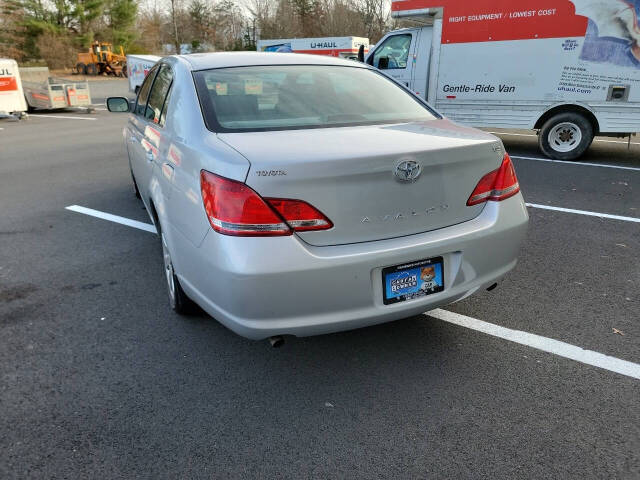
[258,37,370,59]
[367,0,640,159]
[0,58,27,119]
[127,54,161,93]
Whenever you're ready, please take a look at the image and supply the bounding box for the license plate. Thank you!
[382,257,445,305]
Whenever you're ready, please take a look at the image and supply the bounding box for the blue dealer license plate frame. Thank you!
[382,257,445,305]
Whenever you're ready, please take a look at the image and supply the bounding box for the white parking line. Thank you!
[489,131,640,146]
[429,309,640,380]
[511,154,640,172]
[526,203,640,223]
[66,205,157,233]
[29,114,97,121]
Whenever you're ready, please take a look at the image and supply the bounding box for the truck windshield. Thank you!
[193,65,437,132]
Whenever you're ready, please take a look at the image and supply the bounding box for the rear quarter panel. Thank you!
[158,58,250,259]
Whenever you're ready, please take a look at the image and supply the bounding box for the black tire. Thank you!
[131,169,141,199]
[538,112,594,161]
[76,62,87,75]
[25,96,35,113]
[122,63,128,78]
[86,63,97,75]
[160,230,196,315]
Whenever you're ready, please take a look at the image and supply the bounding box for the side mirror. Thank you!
[357,45,365,63]
[106,96,130,112]
[378,57,389,70]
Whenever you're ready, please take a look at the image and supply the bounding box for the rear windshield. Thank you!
[193,65,438,132]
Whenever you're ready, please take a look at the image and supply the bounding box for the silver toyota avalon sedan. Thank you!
[107,52,528,340]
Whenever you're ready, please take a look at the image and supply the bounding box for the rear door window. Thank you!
[134,66,158,116]
[145,65,173,124]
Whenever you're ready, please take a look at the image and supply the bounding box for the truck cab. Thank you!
[366,26,432,100]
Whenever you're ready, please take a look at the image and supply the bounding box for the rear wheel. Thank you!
[539,112,594,161]
[161,232,195,314]
[75,62,87,75]
[86,63,97,75]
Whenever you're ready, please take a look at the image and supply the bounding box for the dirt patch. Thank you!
[0,283,39,303]
[50,70,128,82]
[0,301,43,326]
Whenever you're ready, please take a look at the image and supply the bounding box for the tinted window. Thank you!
[134,66,158,116]
[372,34,412,69]
[194,65,437,132]
[145,65,173,124]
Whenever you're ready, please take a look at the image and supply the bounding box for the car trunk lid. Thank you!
[217,119,504,246]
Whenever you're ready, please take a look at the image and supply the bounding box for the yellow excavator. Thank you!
[76,42,127,77]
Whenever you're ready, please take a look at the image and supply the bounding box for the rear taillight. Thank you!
[200,171,291,236]
[200,171,332,236]
[467,153,520,206]
[266,198,333,232]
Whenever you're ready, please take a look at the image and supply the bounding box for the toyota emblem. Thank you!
[394,160,422,182]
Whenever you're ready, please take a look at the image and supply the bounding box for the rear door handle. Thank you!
[161,163,174,180]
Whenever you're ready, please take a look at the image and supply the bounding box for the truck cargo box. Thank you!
[127,55,161,93]
[257,37,369,59]
[0,58,27,117]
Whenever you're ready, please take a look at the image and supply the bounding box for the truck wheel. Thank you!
[539,112,594,161]
[76,62,87,75]
[86,63,97,75]
[122,64,128,78]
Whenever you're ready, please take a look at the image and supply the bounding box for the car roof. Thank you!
[177,52,368,71]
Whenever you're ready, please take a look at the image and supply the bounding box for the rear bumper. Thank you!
[176,194,529,339]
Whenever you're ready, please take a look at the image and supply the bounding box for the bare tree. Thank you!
[137,7,165,53]
[188,0,212,50]
[169,0,181,53]
[355,0,389,41]
[248,0,391,42]
[0,0,27,59]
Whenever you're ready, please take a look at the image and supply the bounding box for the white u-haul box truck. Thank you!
[258,37,369,59]
[127,54,161,93]
[0,58,27,119]
[367,0,640,159]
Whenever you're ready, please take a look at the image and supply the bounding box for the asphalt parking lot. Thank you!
[1,85,639,478]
